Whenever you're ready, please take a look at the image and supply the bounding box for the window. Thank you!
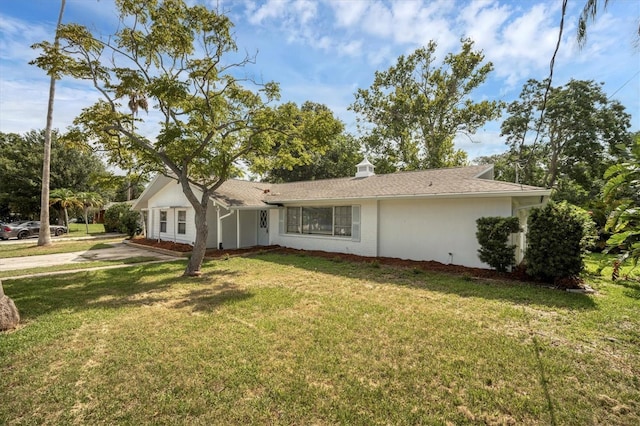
[302,207,333,235]
[286,207,300,233]
[286,206,352,237]
[177,210,186,234]
[160,211,167,233]
[334,206,352,236]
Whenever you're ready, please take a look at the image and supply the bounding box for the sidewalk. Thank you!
[0,241,182,279]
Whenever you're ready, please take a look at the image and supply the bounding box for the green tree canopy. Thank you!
[31,0,337,276]
[500,79,631,203]
[263,131,361,182]
[0,130,108,220]
[350,38,502,173]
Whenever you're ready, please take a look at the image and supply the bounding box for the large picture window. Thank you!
[159,211,167,233]
[286,206,352,237]
[177,210,186,234]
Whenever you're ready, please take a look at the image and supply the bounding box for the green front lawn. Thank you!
[66,222,106,236]
[1,253,639,424]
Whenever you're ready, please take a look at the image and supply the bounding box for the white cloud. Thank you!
[337,39,363,57]
[459,0,511,48]
[292,0,317,24]
[329,0,369,28]
[246,0,288,25]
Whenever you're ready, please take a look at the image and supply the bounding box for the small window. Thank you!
[160,211,167,233]
[177,210,186,234]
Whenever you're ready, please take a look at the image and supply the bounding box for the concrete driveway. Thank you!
[0,242,180,273]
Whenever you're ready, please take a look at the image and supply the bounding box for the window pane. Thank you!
[178,222,186,234]
[160,210,167,233]
[178,210,186,222]
[302,207,333,235]
[334,206,352,237]
[286,207,300,233]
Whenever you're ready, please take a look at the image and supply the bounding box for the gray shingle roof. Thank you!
[211,179,271,208]
[214,165,549,207]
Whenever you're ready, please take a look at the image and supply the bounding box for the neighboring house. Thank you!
[132,160,551,269]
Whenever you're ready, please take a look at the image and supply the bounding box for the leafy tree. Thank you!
[603,136,640,269]
[38,0,66,247]
[32,0,336,276]
[0,130,108,219]
[501,79,631,200]
[103,203,139,237]
[264,132,361,182]
[350,38,502,172]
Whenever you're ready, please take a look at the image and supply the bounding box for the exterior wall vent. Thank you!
[355,158,375,178]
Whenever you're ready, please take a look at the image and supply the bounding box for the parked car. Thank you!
[0,221,67,240]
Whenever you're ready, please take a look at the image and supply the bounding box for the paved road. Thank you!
[0,242,179,273]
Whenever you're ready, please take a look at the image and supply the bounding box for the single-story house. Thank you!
[132,160,551,269]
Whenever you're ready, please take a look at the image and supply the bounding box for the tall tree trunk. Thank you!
[84,206,90,234]
[38,0,66,247]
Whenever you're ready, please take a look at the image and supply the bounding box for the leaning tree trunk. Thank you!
[0,280,20,331]
[184,206,209,277]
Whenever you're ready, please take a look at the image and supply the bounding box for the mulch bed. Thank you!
[129,238,586,289]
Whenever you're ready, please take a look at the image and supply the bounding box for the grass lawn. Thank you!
[66,222,106,236]
[1,253,639,425]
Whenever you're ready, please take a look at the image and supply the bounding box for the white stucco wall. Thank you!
[269,200,378,257]
[145,181,195,245]
[377,197,512,268]
[240,210,258,248]
[144,181,236,248]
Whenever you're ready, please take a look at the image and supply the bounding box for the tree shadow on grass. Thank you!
[172,283,253,313]
[616,279,640,300]
[3,263,250,321]
[255,252,597,311]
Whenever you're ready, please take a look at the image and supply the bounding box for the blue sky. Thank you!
[1,0,638,163]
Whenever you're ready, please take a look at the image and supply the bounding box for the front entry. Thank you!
[257,210,269,246]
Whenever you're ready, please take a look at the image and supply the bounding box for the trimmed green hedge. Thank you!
[476,216,521,272]
[526,202,593,282]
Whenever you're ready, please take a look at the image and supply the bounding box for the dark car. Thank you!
[0,221,67,240]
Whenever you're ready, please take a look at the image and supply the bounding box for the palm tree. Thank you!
[77,191,104,234]
[577,0,640,47]
[37,0,66,247]
[49,188,82,229]
[603,136,640,270]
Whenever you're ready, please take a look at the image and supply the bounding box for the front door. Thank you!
[257,210,269,246]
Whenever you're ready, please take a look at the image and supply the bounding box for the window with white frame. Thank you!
[177,210,186,234]
[160,211,167,233]
[286,206,352,237]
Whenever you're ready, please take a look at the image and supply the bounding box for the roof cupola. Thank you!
[355,157,375,178]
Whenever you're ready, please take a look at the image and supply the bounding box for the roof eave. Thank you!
[265,189,552,204]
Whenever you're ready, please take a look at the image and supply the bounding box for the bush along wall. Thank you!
[103,203,140,237]
[526,202,588,285]
[476,216,521,272]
